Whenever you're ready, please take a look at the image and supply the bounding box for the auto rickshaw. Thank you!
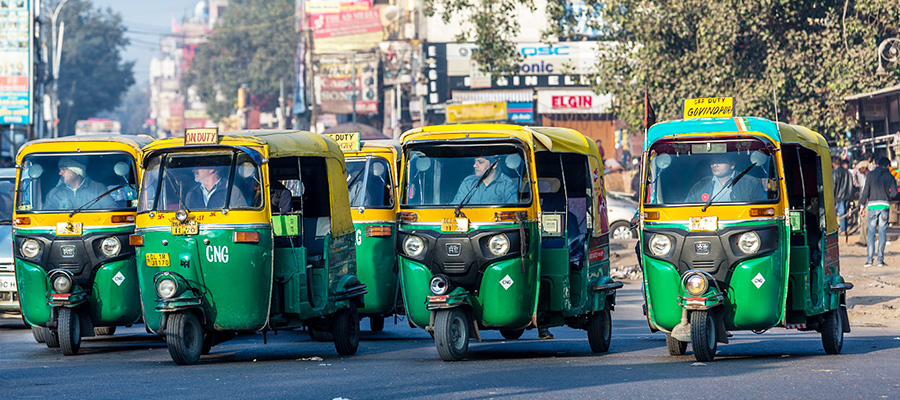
[14,135,152,355]
[639,116,853,361]
[330,135,403,332]
[398,124,622,361]
[133,128,367,365]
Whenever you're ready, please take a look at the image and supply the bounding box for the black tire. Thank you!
[587,307,612,353]
[94,326,116,336]
[31,325,46,344]
[369,316,385,332]
[166,312,204,365]
[500,329,524,340]
[44,327,60,348]
[332,308,360,356]
[59,308,81,356]
[821,307,844,355]
[201,334,214,355]
[309,327,333,342]
[690,310,717,362]
[610,221,635,240]
[666,333,687,356]
[434,308,469,361]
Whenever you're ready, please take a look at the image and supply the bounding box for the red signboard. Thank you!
[308,9,381,39]
[551,95,593,110]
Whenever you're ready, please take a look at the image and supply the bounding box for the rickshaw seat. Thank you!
[567,198,587,269]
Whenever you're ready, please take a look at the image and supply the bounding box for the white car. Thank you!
[607,192,638,240]
[0,168,16,313]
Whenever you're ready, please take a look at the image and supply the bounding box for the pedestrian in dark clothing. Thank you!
[832,156,853,234]
[859,157,897,267]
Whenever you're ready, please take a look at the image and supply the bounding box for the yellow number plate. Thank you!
[56,222,83,236]
[171,220,199,235]
[441,218,469,233]
[689,216,718,231]
[145,253,170,267]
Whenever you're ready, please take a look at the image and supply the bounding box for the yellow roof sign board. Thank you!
[683,97,733,119]
[325,132,361,152]
[447,102,507,124]
[184,128,219,145]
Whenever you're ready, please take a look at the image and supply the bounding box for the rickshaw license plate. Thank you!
[171,220,199,235]
[441,218,469,232]
[145,253,170,267]
[56,222,83,236]
[689,216,718,231]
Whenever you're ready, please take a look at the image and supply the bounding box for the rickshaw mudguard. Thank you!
[426,286,470,310]
[350,222,398,315]
[642,257,683,330]
[724,252,784,330]
[478,257,537,328]
[332,274,368,308]
[87,258,143,326]
[15,258,51,326]
[398,257,433,327]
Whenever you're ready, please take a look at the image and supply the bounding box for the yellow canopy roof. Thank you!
[400,124,598,156]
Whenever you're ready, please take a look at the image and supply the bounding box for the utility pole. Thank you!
[49,0,70,138]
[351,53,357,123]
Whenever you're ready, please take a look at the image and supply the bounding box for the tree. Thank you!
[98,83,151,135]
[183,0,296,122]
[56,0,135,136]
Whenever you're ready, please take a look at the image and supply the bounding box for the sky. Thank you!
[90,0,202,84]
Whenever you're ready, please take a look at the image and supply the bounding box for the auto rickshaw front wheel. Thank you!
[31,325,46,344]
[821,307,845,354]
[434,308,469,361]
[59,308,82,356]
[588,307,612,353]
[690,310,717,362]
[166,311,204,365]
[333,307,360,356]
[665,333,687,355]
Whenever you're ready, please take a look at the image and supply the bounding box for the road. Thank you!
[1,282,898,400]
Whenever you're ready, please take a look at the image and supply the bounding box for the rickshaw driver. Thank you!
[44,159,116,210]
[185,166,247,209]
[685,154,766,203]
[451,156,518,204]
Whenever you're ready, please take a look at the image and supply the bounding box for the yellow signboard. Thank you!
[184,128,219,145]
[447,102,507,124]
[325,132,361,152]
[683,97,733,119]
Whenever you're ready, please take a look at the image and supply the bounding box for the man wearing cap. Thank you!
[859,157,897,267]
[685,155,766,203]
[452,156,518,205]
[45,159,116,210]
[185,166,247,209]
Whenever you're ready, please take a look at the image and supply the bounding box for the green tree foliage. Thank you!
[184,0,296,121]
[56,0,134,136]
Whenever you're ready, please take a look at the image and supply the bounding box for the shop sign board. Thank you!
[0,0,32,124]
[537,89,612,114]
[446,102,507,123]
[315,53,379,114]
[507,101,534,123]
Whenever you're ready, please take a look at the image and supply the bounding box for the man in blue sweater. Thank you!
[859,157,897,267]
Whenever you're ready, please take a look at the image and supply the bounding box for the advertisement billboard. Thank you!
[0,0,32,125]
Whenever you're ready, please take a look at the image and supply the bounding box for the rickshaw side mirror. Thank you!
[114,162,130,177]
[750,151,768,166]
[505,154,522,170]
[654,154,672,169]
[415,157,431,172]
[27,164,43,179]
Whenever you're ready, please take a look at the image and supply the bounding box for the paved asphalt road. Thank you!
[2,282,899,400]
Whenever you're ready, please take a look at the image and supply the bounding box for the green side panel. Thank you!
[353,223,398,315]
[326,231,358,313]
[272,215,300,237]
[273,246,306,315]
[538,248,570,312]
[726,253,784,330]
[643,257,683,331]
[478,258,537,328]
[399,257,432,328]
[88,258,142,325]
[15,259,50,326]
[788,246,811,311]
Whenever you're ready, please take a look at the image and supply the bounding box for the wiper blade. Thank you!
[702,162,756,212]
[454,159,500,217]
[69,184,128,218]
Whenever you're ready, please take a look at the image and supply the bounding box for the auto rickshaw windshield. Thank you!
[644,138,779,206]
[403,143,531,207]
[346,158,393,208]
[139,150,263,212]
[17,153,138,212]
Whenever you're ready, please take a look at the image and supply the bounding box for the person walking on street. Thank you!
[853,161,869,246]
[859,157,897,267]
[832,156,853,235]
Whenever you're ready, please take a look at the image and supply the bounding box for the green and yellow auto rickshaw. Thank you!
[14,135,152,355]
[398,124,621,361]
[133,128,366,365]
[639,116,852,361]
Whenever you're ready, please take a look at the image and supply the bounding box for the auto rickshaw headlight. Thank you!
[738,231,761,254]
[649,234,672,256]
[101,237,121,257]
[21,239,40,258]
[488,234,510,256]
[51,273,73,294]
[684,273,709,296]
[430,275,450,295]
[403,235,425,257]
[175,209,189,222]
[156,278,178,299]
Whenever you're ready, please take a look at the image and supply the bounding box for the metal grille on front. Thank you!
[443,262,467,273]
[692,260,716,269]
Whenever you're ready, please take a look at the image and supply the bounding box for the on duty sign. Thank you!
[683,97,733,119]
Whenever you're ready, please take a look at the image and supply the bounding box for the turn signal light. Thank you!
[14,217,30,225]
[366,225,392,237]
[643,211,660,220]
[234,231,260,243]
[750,208,776,217]
[398,212,418,223]
[111,215,135,223]
[494,211,526,222]
[129,234,144,246]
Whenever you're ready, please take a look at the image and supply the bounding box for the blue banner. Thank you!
[507,101,534,123]
[0,0,32,125]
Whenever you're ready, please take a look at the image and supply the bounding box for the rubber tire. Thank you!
[369,316,385,332]
[332,308,360,356]
[166,312,204,365]
[587,307,612,353]
[690,310,717,362]
[309,327,333,342]
[434,308,469,361]
[201,334,214,355]
[610,221,635,240]
[94,326,116,336]
[59,308,82,356]
[44,327,60,348]
[32,325,46,343]
[500,329,525,340]
[666,333,688,356]
[821,307,844,355]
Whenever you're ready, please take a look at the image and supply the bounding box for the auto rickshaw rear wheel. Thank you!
[166,311,204,365]
[59,308,81,356]
[665,333,687,355]
[690,310,717,362]
[821,306,844,355]
[369,316,385,332]
[44,327,60,348]
[332,307,360,356]
[434,308,469,361]
[94,326,116,336]
[500,329,524,340]
[587,307,612,353]
[31,325,46,343]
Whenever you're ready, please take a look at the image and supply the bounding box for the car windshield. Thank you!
[139,150,263,212]
[17,153,138,212]
[0,177,13,222]
[402,143,531,207]
[644,139,779,206]
[346,157,393,208]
